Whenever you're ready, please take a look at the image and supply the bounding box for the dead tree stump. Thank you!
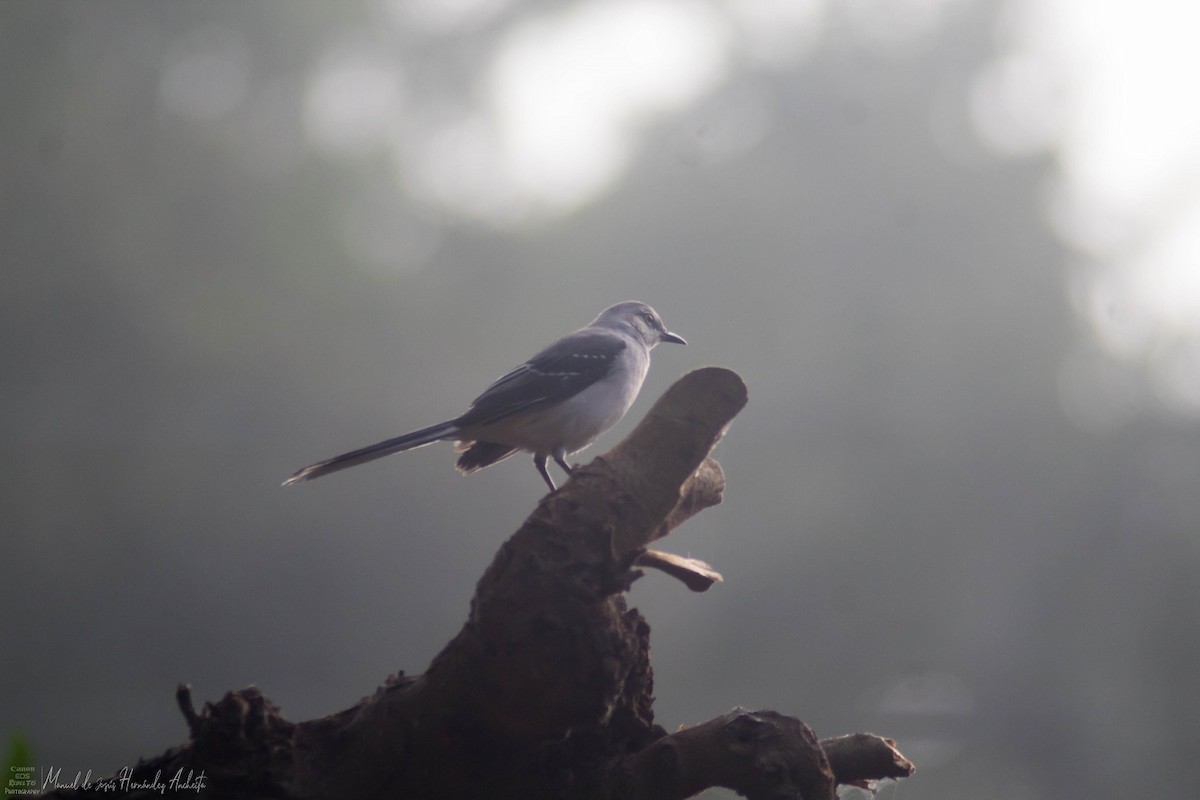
[40,368,913,800]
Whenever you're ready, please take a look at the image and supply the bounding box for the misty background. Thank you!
[4,1,1199,798]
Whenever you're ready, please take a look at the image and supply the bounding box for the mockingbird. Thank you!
[283,301,685,492]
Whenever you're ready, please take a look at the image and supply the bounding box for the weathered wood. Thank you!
[39,368,913,800]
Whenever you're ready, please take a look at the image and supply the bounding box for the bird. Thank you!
[283,301,686,492]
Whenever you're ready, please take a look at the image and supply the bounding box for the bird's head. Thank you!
[594,301,687,348]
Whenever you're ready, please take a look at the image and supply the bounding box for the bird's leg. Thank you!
[533,454,558,493]
[552,450,574,478]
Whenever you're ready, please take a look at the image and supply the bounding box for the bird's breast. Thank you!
[491,348,649,455]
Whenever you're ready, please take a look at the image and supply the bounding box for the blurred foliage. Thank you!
[3,733,34,797]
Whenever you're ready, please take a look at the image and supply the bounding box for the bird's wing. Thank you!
[455,329,625,429]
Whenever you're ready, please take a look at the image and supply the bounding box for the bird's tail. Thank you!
[282,421,457,486]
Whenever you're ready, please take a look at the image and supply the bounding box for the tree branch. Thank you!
[820,733,915,788]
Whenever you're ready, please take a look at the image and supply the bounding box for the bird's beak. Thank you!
[660,330,687,345]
